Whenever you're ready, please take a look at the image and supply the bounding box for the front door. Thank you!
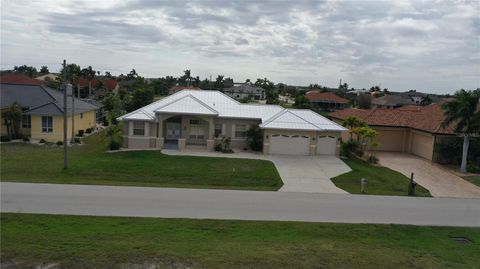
[166,122,181,140]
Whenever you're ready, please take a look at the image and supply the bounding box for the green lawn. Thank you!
[462,176,480,187]
[2,213,479,269]
[333,158,431,196]
[0,132,282,190]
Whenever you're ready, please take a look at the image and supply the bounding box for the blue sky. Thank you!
[1,0,479,93]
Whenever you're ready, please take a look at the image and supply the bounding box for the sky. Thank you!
[1,0,479,94]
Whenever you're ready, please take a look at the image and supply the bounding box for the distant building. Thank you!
[305,91,349,110]
[168,86,201,95]
[35,73,59,82]
[224,83,265,100]
[371,94,414,109]
[0,73,45,86]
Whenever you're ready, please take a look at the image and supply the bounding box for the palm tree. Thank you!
[441,89,480,172]
[81,66,96,99]
[342,116,366,140]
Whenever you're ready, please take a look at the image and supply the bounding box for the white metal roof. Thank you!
[260,109,347,131]
[118,90,346,132]
[155,94,219,116]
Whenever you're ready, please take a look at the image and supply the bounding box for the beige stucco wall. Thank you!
[373,127,406,152]
[409,130,434,160]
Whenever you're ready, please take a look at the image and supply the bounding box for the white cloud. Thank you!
[1,0,478,93]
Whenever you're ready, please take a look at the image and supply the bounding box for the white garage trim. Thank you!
[269,134,310,155]
[316,135,337,155]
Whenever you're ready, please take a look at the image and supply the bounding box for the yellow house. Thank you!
[1,82,98,142]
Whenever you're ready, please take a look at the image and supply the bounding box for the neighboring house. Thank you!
[168,86,201,95]
[224,83,265,100]
[329,104,455,161]
[1,73,46,86]
[1,83,98,141]
[75,77,119,98]
[371,94,414,109]
[117,90,346,156]
[35,73,59,82]
[83,99,105,123]
[306,91,349,110]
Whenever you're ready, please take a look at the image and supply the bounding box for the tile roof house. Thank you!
[0,73,46,86]
[118,90,346,155]
[1,83,98,142]
[224,83,265,100]
[329,104,456,160]
[371,94,415,109]
[306,91,349,110]
[74,77,119,98]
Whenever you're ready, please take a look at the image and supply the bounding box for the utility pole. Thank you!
[71,82,75,143]
[63,59,68,169]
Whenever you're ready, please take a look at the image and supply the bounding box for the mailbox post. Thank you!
[408,172,417,196]
[361,178,367,194]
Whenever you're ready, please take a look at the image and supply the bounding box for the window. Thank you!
[189,126,206,140]
[133,121,145,136]
[235,124,246,138]
[41,116,53,133]
[214,124,222,137]
[189,119,200,125]
[22,115,31,128]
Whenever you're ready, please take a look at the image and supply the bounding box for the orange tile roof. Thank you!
[0,73,46,86]
[306,91,349,104]
[75,77,118,91]
[329,104,455,135]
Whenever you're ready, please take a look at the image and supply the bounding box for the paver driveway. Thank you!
[377,152,480,198]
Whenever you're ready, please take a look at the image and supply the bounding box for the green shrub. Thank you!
[467,163,480,173]
[0,136,11,142]
[214,143,222,152]
[85,128,92,134]
[56,141,63,146]
[109,140,121,150]
[340,140,362,157]
[23,136,30,142]
[74,137,81,144]
[39,139,46,143]
[78,130,84,137]
[434,137,480,164]
[246,125,263,151]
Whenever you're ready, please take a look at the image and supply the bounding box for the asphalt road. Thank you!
[1,182,479,227]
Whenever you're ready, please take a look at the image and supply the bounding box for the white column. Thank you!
[128,121,133,136]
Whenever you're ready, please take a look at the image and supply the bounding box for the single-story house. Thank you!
[1,83,98,141]
[118,90,346,156]
[224,83,265,100]
[75,77,119,98]
[306,91,349,110]
[371,94,414,109]
[1,73,46,86]
[168,86,201,95]
[329,104,455,161]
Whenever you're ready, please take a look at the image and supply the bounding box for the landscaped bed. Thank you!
[333,157,432,196]
[0,131,282,191]
[1,213,479,269]
[462,176,480,187]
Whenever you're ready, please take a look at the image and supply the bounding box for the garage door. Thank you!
[269,134,310,155]
[411,132,433,160]
[316,135,337,155]
[376,130,404,151]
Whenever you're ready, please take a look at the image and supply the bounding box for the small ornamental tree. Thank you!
[246,125,263,151]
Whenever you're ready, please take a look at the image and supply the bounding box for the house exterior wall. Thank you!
[214,118,261,149]
[409,130,435,160]
[372,127,406,152]
[263,129,342,155]
[29,110,96,142]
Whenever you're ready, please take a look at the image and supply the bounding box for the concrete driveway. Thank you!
[163,149,351,194]
[269,155,350,194]
[377,152,480,198]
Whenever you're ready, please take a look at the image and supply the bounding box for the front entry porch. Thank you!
[158,114,215,152]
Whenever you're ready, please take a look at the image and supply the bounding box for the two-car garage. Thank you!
[267,133,339,156]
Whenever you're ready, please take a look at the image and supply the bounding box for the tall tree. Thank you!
[343,116,366,140]
[441,89,480,172]
[81,66,96,99]
[255,78,277,104]
[13,65,38,77]
[39,66,49,75]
